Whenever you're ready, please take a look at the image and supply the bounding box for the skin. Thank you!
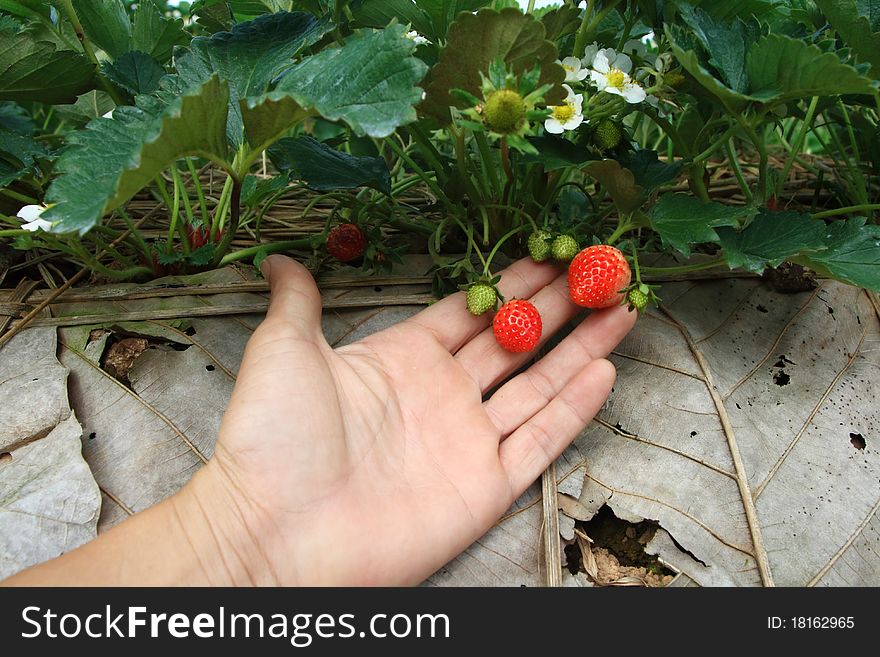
[4,255,636,586]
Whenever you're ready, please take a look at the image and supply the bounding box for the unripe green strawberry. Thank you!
[627,287,648,312]
[593,119,623,150]
[466,283,497,316]
[484,89,527,134]
[528,230,552,263]
[551,235,579,263]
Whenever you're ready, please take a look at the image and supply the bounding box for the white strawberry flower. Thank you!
[405,30,429,45]
[589,48,646,104]
[582,42,600,68]
[622,38,648,59]
[560,56,588,83]
[544,84,584,134]
[16,204,56,232]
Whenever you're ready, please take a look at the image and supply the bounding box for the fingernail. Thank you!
[259,255,272,279]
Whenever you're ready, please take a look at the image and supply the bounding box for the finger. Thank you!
[500,359,616,496]
[406,257,560,353]
[484,304,636,437]
[454,270,576,392]
[259,254,324,342]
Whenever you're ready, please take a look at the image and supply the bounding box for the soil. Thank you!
[565,504,675,587]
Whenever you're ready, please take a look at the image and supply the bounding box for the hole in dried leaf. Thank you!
[850,432,865,450]
[205,365,215,372]
[773,370,790,386]
[88,432,96,440]
[101,337,149,386]
[184,326,197,336]
[568,505,674,587]
[0,452,11,463]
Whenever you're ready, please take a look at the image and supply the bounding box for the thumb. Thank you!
[260,254,324,341]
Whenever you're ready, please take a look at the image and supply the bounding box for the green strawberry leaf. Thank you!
[180,11,330,98]
[190,0,233,33]
[176,11,331,146]
[414,1,494,43]
[521,136,595,171]
[717,210,828,273]
[132,1,190,64]
[816,0,880,79]
[103,51,166,96]
[354,0,434,36]
[617,150,685,192]
[792,217,880,291]
[650,194,755,256]
[267,136,391,193]
[0,127,49,186]
[53,90,117,126]
[586,159,644,215]
[665,24,754,111]
[678,5,762,94]
[420,8,565,124]
[746,34,877,103]
[186,243,217,267]
[75,0,132,60]
[239,93,308,158]
[43,76,230,236]
[0,29,95,104]
[240,172,290,207]
[274,24,428,138]
[0,101,35,134]
[540,3,581,41]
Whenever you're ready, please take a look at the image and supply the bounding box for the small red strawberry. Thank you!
[568,245,631,308]
[326,223,366,262]
[493,299,543,353]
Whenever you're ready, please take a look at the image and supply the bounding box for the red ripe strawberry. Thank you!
[493,300,543,353]
[568,245,631,309]
[327,223,366,262]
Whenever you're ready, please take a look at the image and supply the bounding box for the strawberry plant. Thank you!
[0,0,877,301]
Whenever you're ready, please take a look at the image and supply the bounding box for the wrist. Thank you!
[170,460,281,586]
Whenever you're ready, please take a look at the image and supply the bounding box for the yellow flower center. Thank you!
[483,89,527,134]
[552,103,575,123]
[607,69,626,89]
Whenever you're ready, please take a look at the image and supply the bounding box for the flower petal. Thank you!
[592,50,610,73]
[16,204,45,222]
[544,118,564,134]
[21,218,54,232]
[562,115,585,131]
[582,43,599,67]
[611,52,633,74]
[590,70,608,89]
[621,83,646,103]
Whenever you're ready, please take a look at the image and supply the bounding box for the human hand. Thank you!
[195,254,637,585]
[3,254,637,587]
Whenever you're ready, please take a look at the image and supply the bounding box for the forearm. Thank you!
[2,464,276,587]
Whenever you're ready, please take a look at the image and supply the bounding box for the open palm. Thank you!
[210,255,636,585]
